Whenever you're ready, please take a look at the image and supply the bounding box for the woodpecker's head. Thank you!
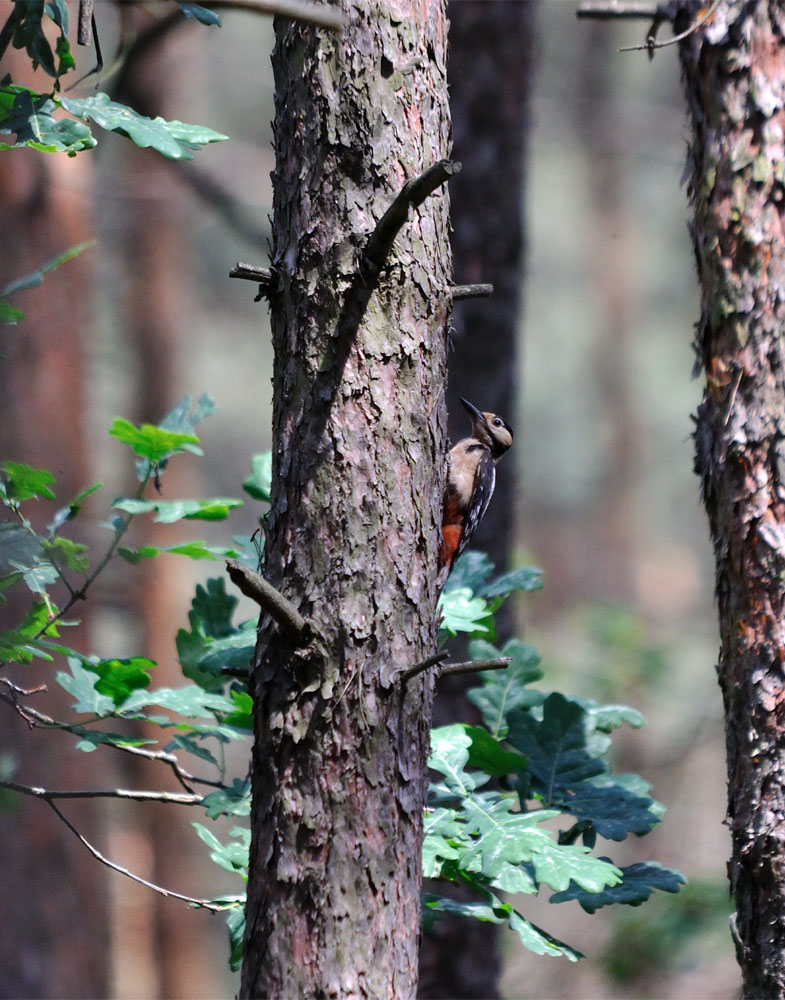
[460,397,513,461]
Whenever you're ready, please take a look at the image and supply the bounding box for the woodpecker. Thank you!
[437,397,513,589]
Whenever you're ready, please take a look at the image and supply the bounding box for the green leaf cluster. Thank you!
[424,634,684,959]
[0,2,227,159]
[438,551,543,641]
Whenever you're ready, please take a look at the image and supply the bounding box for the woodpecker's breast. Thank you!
[447,440,488,514]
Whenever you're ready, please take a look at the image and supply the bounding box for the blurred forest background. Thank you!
[0,1,738,997]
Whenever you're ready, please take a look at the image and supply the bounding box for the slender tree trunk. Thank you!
[240,3,452,997]
[0,140,110,999]
[419,3,533,996]
[679,1,785,993]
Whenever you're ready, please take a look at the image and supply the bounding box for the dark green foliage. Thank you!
[0,3,225,159]
[0,403,682,973]
[424,570,683,960]
[176,579,256,692]
[551,861,685,912]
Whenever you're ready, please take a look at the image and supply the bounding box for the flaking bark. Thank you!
[240,3,451,997]
[678,1,785,993]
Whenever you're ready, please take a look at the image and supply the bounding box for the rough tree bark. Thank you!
[240,3,452,997]
[678,1,785,994]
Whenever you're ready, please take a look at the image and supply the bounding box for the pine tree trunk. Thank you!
[240,3,451,997]
[679,1,785,993]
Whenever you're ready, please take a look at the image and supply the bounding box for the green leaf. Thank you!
[577,697,647,733]
[196,624,256,675]
[464,725,528,777]
[66,481,102,517]
[528,837,622,894]
[177,2,222,26]
[0,300,25,324]
[8,2,56,77]
[201,779,252,819]
[167,733,219,766]
[423,806,464,877]
[21,559,59,594]
[438,587,492,638]
[83,656,154,707]
[550,861,685,913]
[159,393,218,435]
[509,694,606,803]
[190,577,238,639]
[243,453,272,502]
[175,579,246,691]
[0,241,95,299]
[508,909,583,961]
[72,729,156,752]
[0,523,43,573]
[225,904,245,972]
[0,85,95,154]
[111,497,242,523]
[223,689,253,731]
[0,599,57,663]
[1,461,56,501]
[555,774,663,842]
[108,418,201,463]
[118,540,239,563]
[60,94,228,160]
[121,684,235,718]
[428,725,481,798]
[423,892,582,961]
[193,823,250,875]
[466,639,544,738]
[443,550,495,595]
[56,657,115,714]
[481,565,544,598]
[42,537,89,573]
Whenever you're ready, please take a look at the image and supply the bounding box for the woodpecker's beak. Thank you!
[459,397,484,424]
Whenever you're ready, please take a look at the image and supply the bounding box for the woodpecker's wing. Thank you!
[453,448,496,564]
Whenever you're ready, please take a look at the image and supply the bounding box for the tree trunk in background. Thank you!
[578,19,638,602]
[108,15,227,998]
[419,4,533,995]
[679,1,785,992]
[240,3,451,997]
[445,0,531,592]
[0,150,110,997]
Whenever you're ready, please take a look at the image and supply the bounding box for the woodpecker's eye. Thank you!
[493,418,503,427]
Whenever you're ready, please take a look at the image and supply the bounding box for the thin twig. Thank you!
[451,284,494,301]
[45,799,232,912]
[229,262,280,300]
[399,651,450,684]
[576,1,664,18]
[439,657,512,679]
[77,0,93,45]
[0,689,222,793]
[31,472,152,643]
[207,0,346,31]
[225,559,315,646]
[399,654,511,684]
[1,779,203,806]
[364,160,461,275]
[619,0,721,52]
